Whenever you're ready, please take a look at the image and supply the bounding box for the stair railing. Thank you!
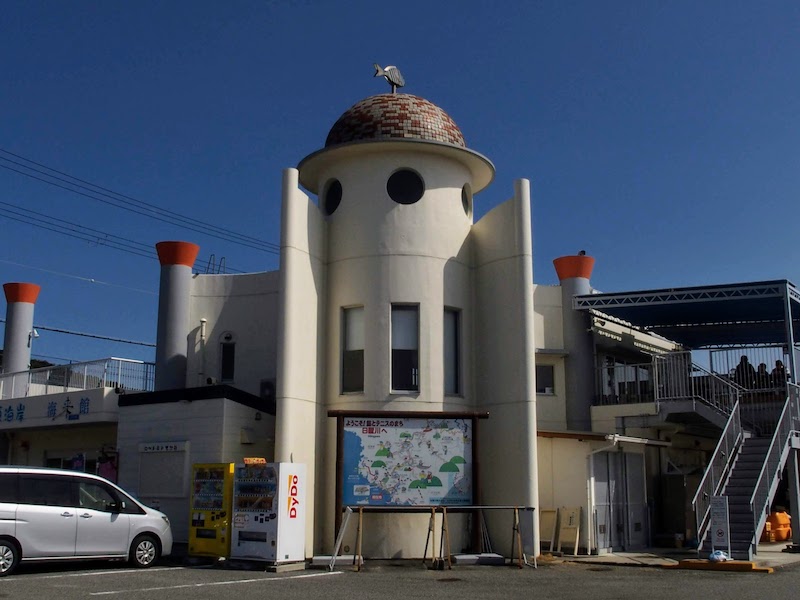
[692,400,743,548]
[749,383,800,550]
[654,351,742,416]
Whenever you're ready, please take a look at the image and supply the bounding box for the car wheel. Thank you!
[130,534,160,568]
[0,538,20,577]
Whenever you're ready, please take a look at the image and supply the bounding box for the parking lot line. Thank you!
[12,567,185,581]
[89,570,343,596]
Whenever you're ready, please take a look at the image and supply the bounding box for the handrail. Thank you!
[108,357,150,364]
[692,400,743,547]
[594,350,744,412]
[749,384,800,546]
[691,363,746,415]
[0,357,155,399]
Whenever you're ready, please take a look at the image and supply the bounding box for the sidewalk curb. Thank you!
[662,559,773,574]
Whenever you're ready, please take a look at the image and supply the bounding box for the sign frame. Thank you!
[329,410,488,538]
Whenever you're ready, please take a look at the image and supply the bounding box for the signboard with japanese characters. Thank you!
[0,387,118,430]
[341,416,474,506]
[138,441,188,453]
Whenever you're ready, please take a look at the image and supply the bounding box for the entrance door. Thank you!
[625,453,648,549]
[592,451,648,552]
[592,452,624,552]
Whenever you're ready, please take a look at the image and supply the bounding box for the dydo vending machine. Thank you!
[230,460,306,564]
[188,463,234,558]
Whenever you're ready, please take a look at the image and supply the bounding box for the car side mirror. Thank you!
[109,500,125,513]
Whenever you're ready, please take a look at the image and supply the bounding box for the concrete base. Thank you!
[310,555,364,569]
[183,555,223,567]
[226,559,306,573]
[266,561,307,573]
[450,553,506,566]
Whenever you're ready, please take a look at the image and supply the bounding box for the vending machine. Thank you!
[230,461,306,564]
[188,463,235,558]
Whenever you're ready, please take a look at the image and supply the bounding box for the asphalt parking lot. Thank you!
[3,557,800,600]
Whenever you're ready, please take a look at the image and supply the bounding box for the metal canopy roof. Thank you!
[574,280,800,348]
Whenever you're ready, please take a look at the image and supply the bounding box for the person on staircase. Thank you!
[733,355,756,389]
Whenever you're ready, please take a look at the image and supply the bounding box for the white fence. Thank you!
[0,358,155,399]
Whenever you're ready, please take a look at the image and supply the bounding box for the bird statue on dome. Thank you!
[374,63,405,93]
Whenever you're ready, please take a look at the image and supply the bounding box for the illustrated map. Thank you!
[342,416,473,506]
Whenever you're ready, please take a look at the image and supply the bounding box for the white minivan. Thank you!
[0,466,173,576]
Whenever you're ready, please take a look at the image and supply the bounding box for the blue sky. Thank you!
[2,1,799,364]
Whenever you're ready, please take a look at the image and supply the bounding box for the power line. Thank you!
[34,324,155,347]
[0,201,248,273]
[0,207,157,260]
[0,200,157,258]
[0,319,155,347]
[0,149,280,254]
[32,353,83,364]
[0,258,157,295]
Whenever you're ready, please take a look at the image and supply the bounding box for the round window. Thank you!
[323,179,342,215]
[387,169,424,205]
[461,184,473,217]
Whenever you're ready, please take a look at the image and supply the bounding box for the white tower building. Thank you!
[276,92,539,557]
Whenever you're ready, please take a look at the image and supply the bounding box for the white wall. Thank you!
[305,147,480,557]
[472,180,539,551]
[535,355,568,431]
[117,397,274,542]
[275,168,327,556]
[187,271,279,395]
[537,436,592,552]
[320,149,474,411]
[591,402,658,434]
[221,401,275,461]
[533,284,564,351]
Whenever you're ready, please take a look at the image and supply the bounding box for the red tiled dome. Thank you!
[325,94,465,148]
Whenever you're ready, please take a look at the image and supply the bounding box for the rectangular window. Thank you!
[444,308,460,395]
[392,305,419,392]
[221,343,235,382]
[0,473,18,502]
[78,481,118,512]
[536,365,555,394]
[342,307,364,393]
[19,475,75,507]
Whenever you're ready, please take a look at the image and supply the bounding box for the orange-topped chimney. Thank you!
[156,241,200,268]
[3,282,41,305]
[553,253,595,282]
[3,282,41,374]
[553,253,596,431]
[154,241,200,390]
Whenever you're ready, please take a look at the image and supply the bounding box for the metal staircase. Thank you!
[645,352,800,560]
[701,436,770,558]
[692,385,800,560]
[597,351,798,558]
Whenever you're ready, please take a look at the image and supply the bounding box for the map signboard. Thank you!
[341,416,473,506]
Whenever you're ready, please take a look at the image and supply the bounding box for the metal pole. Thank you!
[356,507,363,572]
[784,283,797,384]
[329,506,353,571]
[787,450,800,548]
